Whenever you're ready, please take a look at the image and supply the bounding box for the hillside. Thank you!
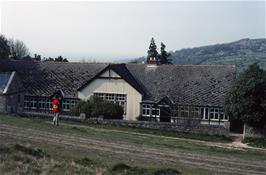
[135,38,266,72]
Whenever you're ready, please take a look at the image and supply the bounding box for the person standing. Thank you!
[53,96,60,126]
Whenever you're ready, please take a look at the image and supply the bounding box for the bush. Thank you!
[72,96,124,120]
[13,144,46,158]
[137,115,150,121]
[112,163,131,172]
[154,168,180,175]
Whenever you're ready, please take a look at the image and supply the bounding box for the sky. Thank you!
[1,1,265,61]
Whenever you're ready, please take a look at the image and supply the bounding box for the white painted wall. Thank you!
[100,69,120,78]
[78,69,142,120]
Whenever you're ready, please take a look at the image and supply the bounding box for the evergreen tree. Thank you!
[147,37,158,63]
[225,64,266,127]
[159,42,172,64]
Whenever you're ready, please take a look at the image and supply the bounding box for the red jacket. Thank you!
[53,99,60,113]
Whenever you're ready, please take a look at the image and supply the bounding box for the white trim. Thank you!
[3,71,16,94]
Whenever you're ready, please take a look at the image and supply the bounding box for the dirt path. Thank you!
[0,123,266,175]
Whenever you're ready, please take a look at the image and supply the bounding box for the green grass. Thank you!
[0,138,186,175]
[1,114,266,161]
[81,122,232,143]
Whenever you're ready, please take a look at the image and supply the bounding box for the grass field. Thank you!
[1,114,266,175]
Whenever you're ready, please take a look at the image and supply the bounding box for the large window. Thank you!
[177,106,228,122]
[24,96,79,112]
[62,99,78,112]
[94,93,127,114]
[24,96,37,110]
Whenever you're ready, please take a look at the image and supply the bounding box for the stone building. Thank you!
[0,60,235,124]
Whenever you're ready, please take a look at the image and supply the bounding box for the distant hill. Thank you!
[134,38,266,72]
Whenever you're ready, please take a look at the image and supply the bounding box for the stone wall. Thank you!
[22,112,230,137]
[243,124,266,140]
[86,117,230,137]
[0,96,6,112]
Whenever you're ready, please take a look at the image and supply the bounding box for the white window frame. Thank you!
[180,106,189,117]
[142,104,151,116]
[219,108,229,121]
[210,108,219,121]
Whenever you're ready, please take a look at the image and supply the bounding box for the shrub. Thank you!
[75,157,96,166]
[154,168,180,175]
[72,95,124,119]
[112,163,131,172]
[137,115,150,121]
[13,144,46,158]
[103,103,124,119]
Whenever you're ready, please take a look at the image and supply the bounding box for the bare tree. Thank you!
[8,38,30,59]
[0,34,10,59]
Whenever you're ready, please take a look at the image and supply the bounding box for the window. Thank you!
[180,106,189,117]
[142,104,151,116]
[95,93,105,100]
[38,98,46,110]
[152,108,160,116]
[106,94,115,101]
[203,108,209,120]
[24,96,37,110]
[210,108,219,120]
[62,99,78,111]
[220,108,228,121]
[191,107,200,118]
[24,96,29,109]
[200,108,204,119]
[141,104,160,119]
[94,93,127,114]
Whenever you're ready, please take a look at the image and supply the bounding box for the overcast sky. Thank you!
[1,1,265,61]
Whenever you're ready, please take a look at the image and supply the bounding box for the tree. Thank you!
[55,56,68,62]
[147,37,158,64]
[158,42,172,64]
[55,56,63,62]
[23,55,32,61]
[8,39,30,59]
[225,64,266,127]
[0,34,10,59]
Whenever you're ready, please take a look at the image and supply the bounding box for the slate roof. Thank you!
[126,64,236,107]
[0,60,107,98]
[0,72,12,94]
[0,60,236,106]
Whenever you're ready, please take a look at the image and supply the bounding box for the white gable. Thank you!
[99,69,121,78]
[78,69,142,120]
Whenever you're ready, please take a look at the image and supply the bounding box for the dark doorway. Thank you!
[230,119,244,133]
[160,107,171,122]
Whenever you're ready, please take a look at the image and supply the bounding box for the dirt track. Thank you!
[0,123,265,175]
